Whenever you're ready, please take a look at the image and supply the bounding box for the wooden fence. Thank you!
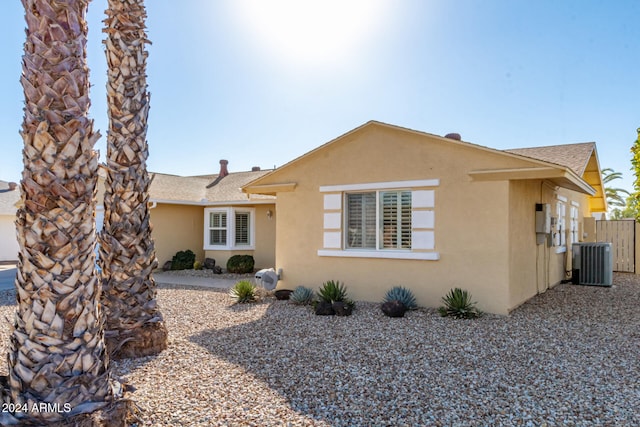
[596,220,635,273]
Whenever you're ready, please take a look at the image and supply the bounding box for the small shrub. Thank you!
[193,260,203,270]
[226,255,255,274]
[317,280,348,303]
[229,280,256,304]
[438,288,482,319]
[290,286,315,305]
[383,286,418,310]
[171,250,196,270]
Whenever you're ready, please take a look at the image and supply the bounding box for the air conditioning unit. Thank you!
[571,243,613,287]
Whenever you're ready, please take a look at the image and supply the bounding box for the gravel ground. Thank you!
[0,274,639,426]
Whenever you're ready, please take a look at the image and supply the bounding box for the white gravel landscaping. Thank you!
[0,273,639,426]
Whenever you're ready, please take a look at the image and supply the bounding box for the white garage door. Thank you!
[0,216,19,262]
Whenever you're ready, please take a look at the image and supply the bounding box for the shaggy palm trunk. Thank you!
[100,0,168,359]
[0,1,129,425]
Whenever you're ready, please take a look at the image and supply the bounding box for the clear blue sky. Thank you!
[1,0,638,194]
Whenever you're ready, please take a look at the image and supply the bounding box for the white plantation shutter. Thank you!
[235,212,250,245]
[380,191,411,249]
[346,192,376,248]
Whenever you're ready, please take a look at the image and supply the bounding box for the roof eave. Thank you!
[243,182,297,196]
[469,166,596,195]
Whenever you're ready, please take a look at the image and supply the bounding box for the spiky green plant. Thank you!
[383,286,418,310]
[290,286,316,305]
[438,288,482,319]
[229,280,256,304]
[317,280,348,303]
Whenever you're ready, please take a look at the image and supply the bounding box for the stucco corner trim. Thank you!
[317,249,440,261]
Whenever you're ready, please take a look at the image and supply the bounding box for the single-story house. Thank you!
[146,160,276,270]
[243,121,607,315]
[1,161,276,271]
[0,180,20,262]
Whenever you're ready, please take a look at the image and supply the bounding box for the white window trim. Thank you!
[319,180,439,261]
[318,249,440,260]
[554,197,567,253]
[204,207,255,250]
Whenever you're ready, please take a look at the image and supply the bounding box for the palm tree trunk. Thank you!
[1,0,131,424]
[100,0,168,359]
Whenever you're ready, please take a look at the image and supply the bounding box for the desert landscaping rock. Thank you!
[0,274,639,425]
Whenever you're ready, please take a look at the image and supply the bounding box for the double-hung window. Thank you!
[346,190,412,250]
[204,208,255,250]
[209,211,227,246]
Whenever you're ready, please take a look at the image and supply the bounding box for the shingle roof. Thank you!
[149,170,275,204]
[504,142,595,176]
[0,180,20,215]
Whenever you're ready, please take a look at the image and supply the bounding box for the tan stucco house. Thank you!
[0,180,20,262]
[244,121,607,314]
[1,162,276,269]
[145,160,276,270]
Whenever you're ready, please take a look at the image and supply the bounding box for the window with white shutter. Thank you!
[346,192,376,249]
[318,179,439,260]
[380,191,411,249]
[235,211,250,246]
[204,208,255,250]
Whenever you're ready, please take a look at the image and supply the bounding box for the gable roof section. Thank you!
[244,121,602,207]
[504,142,606,212]
[150,169,275,205]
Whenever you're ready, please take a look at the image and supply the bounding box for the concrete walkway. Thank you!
[153,272,239,290]
[0,264,239,292]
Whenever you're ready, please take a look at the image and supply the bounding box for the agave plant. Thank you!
[229,280,256,304]
[438,288,482,319]
[383,286,418,310]
[290,286,315,305]
[317,280,348,303]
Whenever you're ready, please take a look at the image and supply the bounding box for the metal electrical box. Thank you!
[535,203,551,234]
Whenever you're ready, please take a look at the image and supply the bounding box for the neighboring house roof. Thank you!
[504,142,596,177]
[244,120,607,212]
[149,169,275,205]
[0,180,20,215]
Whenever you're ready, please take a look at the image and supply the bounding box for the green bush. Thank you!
[317,280,348,304]
[383,286,418,310]
[229,280,256,304]
[290,286,316,305]
[226,255,255,274]
[193,260,203,270]
[438,288,482,319]
[171,250,196,270]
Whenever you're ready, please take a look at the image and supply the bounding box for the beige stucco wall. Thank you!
[150,203,204,267]
[204,204,276,270]
[261,124,565,314]
[507,180,593,311]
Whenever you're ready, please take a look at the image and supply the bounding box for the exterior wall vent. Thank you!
[571,243,613,286]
